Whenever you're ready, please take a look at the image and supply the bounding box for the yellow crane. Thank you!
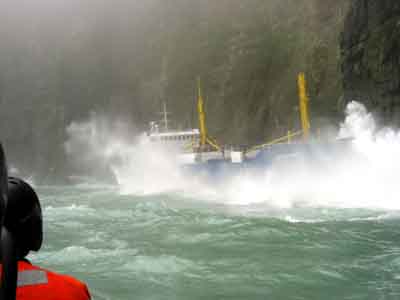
[197,78,208,147]
[246,72,312,154]
[297,72,311,140]
[195,73,311,155]
[197,78,221,152]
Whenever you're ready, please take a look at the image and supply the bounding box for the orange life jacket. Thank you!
[6,260,91,300]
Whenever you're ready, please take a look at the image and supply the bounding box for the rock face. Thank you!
[0,1,350,181]
[341,0,400,124]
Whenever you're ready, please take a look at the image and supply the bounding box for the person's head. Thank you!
[0,144,7,221]
[5,177,43,259]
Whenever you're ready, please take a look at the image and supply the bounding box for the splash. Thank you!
[65,113,188,195]
[65,102,400,211]
[219,101,400,210]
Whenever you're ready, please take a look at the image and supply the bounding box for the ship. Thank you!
[146,74,352,182]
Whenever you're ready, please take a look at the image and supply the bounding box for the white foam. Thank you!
[65,114,189,195]
[212,101,400,211]
[33,246,138,266]
[65,102,400,212]
[120,255,200,274]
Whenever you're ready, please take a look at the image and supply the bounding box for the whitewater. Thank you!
[26,102,400,299]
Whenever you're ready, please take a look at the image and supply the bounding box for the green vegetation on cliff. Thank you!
[0,0,349,179]
[341,0,400,125]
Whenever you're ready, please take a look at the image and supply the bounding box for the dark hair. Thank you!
[5,177,43,258]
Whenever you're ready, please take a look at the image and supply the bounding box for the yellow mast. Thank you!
[297,72,311,140]
[245,73,312,154]
[197,78,207,147]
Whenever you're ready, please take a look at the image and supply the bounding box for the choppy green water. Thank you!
[30,185,400,300]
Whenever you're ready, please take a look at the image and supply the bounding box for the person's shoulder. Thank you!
[50,271,88,290]
[31,264,90,300]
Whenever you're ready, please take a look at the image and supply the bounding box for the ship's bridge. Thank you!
[148,129,200,142]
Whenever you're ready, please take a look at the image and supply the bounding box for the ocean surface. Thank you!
[29,184,400,300]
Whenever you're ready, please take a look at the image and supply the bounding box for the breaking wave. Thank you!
[65,102,400,211]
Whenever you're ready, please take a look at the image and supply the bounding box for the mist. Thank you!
[2,2,400,299]
[0,0,349,182]
[63,101,400,218]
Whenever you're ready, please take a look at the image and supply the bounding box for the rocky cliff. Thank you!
[0,1,350,181]
[341,0,400,124]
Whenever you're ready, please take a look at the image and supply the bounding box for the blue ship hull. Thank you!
[181,140,353,182]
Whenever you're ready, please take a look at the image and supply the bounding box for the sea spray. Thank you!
[65,102,400,211]
[220,101,400,210]
[65,113,191,194]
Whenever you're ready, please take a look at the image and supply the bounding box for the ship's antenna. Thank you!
[162,101,169,131]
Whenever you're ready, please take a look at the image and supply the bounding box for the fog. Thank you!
[0,0,348,182]
[0,0,168,181]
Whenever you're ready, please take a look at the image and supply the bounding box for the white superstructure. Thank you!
[148,126,200,150]
[147,103,200,153]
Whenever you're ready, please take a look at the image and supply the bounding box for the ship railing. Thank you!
[246,130,303,154]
